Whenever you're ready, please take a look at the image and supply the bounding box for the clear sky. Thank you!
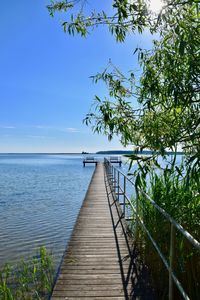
[0,0,154,153]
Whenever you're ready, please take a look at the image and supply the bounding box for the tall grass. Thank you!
[0,246,54,300]
[132,165,200,299]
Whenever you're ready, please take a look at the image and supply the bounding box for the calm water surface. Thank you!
[0,154,95,268]
[0,153,182,269]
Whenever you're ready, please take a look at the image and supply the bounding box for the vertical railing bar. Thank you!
[110,163,112,186]
[117,171,120,202]
[169,224,175,300]
[112,166,114,192]
[135,185,139,241]
[110,164,112,185]
[112,165,114,193]
[114,168,117,195]
[124,176,126,218]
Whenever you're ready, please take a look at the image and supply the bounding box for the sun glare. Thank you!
[149,0,164,13]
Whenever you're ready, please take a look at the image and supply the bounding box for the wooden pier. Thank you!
[51,163,153,299]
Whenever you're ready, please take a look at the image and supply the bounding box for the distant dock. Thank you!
[83,156,98,167]
[83,156,122,167]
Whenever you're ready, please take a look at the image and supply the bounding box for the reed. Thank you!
[0,246,54,300]
[132,165,200,299]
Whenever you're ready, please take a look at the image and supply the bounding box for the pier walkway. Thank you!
[51,163,151,300]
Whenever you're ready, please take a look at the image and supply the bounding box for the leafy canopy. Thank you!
[47,0,200,169]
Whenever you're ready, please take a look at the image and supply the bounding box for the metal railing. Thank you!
[104,158,200,300]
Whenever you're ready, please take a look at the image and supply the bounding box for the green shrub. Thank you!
[0,246,54,300]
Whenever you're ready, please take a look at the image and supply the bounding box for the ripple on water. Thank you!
[0,154,94,268]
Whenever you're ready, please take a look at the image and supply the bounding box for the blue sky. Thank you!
[0,1,154,153]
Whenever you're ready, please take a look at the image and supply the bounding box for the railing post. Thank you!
[112,166,114,192]
[169,224,175,300]
[117,171,120,202]
[135,185,139,241]
[114,168,116,193]
[123,176,126,218]
[109,163,111,184]
[108,162,111,185]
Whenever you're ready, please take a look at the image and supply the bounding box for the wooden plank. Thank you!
[52,297,125,300]
[54,284,124,291]
[52,290,125,297]
[51,163,131,299]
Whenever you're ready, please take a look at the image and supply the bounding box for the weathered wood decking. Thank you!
[51,163,153,300]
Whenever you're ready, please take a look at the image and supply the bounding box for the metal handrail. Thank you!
[104,158,200,300]
[139,189,200,251]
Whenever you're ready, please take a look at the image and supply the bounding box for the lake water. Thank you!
[0,153,183,270]
[0,154,96,268]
